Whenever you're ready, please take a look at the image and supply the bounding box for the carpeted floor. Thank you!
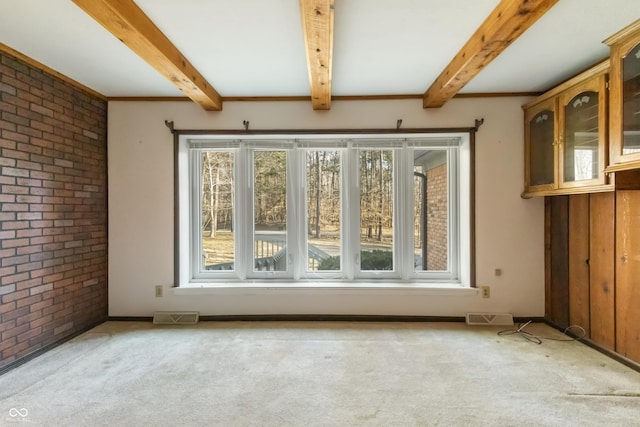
[1,321,640,426]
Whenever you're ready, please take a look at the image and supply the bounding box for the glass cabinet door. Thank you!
[527,103,556,188]
[622,42,640,155]
[560,86,603,187]
[563,91,598,182]
[606,21,640,169]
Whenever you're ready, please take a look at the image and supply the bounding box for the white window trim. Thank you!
[177,132,471,288]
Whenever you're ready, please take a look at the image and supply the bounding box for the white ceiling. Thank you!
[1,0,639,99]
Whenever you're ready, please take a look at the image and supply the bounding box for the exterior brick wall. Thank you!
[426,163,447,271]
[0,51,107,370]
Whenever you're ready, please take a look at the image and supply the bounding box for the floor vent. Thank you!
[153,311,199,325]
[465,312,514,326]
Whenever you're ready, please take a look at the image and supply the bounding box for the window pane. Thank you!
[306,151,341,271]
[359,150,393,271]
[201,152,235,271]
[254,151,287,272]
[414,150,448,271]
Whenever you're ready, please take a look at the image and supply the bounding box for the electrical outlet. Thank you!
[155,285,163,298]
[481,286,490,298]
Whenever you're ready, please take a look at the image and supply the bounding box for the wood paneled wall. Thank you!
[616,191,640,362]
[546,190,640,364]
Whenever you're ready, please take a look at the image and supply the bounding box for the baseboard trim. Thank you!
[108,314,543,323]
[110,314,468,322]
[544,319,640,374]
[0,318,107,377]
[108,316,154,321]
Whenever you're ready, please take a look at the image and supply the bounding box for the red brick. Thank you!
[30,283,52,295]
[2,322,29,340]
[2,220,30,229]
[2,305,29,322]
[0,194,16,206]
[29,204,53,212]
[16,125,43,139]
[29,251,53,262]
[17,261,43,273]
[29,267,53,279]
[1,74,29,91]
[30,314,52,328]
[0,230,15,239]
[0,248,16,258]
[17,212,42,220]
[15,277,42,291]
[0,337,16,353]
[17,294,42,309]
[1,129,29,143]
[16,195,41,203]
[2,256,29,268]
[30,170,53,180]
[30,187,53,196]
[17,177,42,187]
[16,245,41,256]
[2,166,29,177]
[16,159,42,170]
[2,185,29,194]
[31,236,54,245]
[17,325,42,343]
[0,301,16,314]
[0,284,15,296]
[2,111,30,126]
[0,175,16,185]
[2,238,29,248]
[30,103,54,117]
[29,299,53,312]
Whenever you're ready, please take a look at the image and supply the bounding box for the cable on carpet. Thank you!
[497,320,586,344]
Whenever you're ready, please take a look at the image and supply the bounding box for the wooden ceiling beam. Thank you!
[423,0,558,109]
[299,0,334,110]
[72,0,222,111]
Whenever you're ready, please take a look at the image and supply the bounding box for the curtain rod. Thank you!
[164,119,485,136]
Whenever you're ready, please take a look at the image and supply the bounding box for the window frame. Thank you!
[176,131,474,288]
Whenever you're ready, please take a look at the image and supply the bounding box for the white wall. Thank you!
[108,98,545,317]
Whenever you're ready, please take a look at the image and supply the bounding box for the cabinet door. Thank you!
[558,76,607,189]
[608,25,640,169]
[525,99,557,192]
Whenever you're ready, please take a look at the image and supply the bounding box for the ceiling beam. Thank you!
[423,0,558,109]
[299,0,334,110]
[72,0,222,111]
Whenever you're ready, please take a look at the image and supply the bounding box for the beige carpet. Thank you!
[1,321,640,426]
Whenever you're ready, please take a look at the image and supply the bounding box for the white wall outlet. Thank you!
[481,286,491,298]
[155,285,163,298]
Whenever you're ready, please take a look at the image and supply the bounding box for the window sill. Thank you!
[173,282,477,296]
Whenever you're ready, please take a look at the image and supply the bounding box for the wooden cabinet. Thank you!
[606,20,640,171]
[523,61,612,197]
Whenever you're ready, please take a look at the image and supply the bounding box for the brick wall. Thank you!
[0,51,107,371]
[426,163,447,271]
